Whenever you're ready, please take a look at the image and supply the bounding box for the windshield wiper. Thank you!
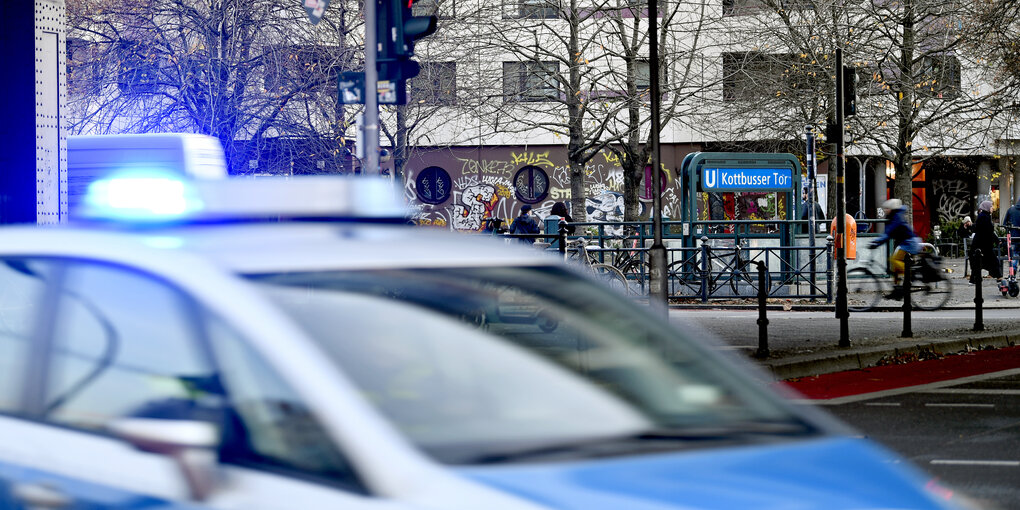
[465,420,816,464]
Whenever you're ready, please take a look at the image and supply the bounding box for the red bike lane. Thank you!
[779,345,1020,400]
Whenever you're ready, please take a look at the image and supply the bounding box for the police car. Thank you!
[0,173,971,509]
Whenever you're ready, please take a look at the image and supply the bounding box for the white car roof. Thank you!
[0,222,558,274]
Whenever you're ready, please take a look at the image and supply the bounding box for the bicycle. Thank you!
[599,234,650,295]
[564,238,629,294]
[666,238,771,297]
[846,243,951,311]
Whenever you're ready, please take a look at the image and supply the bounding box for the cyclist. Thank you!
[868,198,921,299]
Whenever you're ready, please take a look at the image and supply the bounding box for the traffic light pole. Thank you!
[835,48,850,348]
[363,0,380,175]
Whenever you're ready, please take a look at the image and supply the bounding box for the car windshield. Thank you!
[246,265,817,464]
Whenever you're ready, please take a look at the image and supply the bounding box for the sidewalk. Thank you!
[686,256,1020,381]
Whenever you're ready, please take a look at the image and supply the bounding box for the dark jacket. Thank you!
[799,202,825,234]
[509,213,539,243]
[1005,200,1020,239]
[870,208,914,249]
[972,209,1001,278]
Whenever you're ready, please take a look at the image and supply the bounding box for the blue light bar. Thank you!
[75,175,409,224]
[82,173,204,221]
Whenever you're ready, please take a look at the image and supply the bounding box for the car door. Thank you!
[5,255,411,509]
[0,257,206,509]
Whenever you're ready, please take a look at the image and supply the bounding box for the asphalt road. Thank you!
[671,308,1020,358]
[825,372,1020,510]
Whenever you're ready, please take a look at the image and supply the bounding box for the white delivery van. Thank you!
[67,133,227,215]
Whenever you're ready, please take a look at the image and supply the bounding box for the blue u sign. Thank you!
[702,167,794,191]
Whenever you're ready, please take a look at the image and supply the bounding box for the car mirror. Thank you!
[108,418,221,501]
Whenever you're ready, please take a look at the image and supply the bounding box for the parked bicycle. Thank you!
[666,238,771,297]
[846,243,951,311]
[564,238,629,294]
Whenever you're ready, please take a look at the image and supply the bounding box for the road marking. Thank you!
[924,403,995,408]
[864,402,901,406]
[920,389,1020,395]
[930,460,1020,467]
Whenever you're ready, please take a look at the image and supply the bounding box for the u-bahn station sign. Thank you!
[701,166,794,191]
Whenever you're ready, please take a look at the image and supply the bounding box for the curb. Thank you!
[759,332,1018,381]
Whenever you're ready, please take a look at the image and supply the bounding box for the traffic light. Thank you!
[377,0,437,85]
[842,65,857,117]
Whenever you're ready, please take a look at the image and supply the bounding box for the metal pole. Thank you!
[364,0,380,175]
[754,261,770,358]
[647,0,667,315]
[806,126,818,293]
[700,236,710,303]
[972,248,985,331]
[835,48,850,348]
[901,254,912,338]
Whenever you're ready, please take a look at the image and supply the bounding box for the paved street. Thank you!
[825,371,1020,510]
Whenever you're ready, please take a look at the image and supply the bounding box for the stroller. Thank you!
[999,233,1020,297]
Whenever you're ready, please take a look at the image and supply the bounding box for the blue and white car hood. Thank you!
[457,437,957,510]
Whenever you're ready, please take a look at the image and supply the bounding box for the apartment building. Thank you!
[65,0,1020,239]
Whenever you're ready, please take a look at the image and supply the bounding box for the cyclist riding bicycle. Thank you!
[868,198,921,300]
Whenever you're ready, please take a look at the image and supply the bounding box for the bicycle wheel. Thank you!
[908,273,952,311]
[666,260,703,297]
[620,260,650,295]
[591,263,629,295]
[730,260,771,297]
[846,267,883,312]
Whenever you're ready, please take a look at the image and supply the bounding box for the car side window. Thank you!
[0,259,52,413]
[44,261,217,430]
[205,314,362,491]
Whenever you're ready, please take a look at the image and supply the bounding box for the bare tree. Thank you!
[66,0,361,174]
[706,0,1020,217]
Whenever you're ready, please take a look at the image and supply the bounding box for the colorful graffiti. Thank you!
[406,148,680,231]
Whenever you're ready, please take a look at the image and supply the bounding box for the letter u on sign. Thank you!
[704,168,716,189]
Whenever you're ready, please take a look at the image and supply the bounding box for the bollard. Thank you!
[825,236,834,304]
[558,222,567,257]
[901,254,913,338]
[972,248,984,331]
[700,236,710,303]
[754,261,770,358]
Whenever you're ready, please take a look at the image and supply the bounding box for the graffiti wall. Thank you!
[404,146,687,232]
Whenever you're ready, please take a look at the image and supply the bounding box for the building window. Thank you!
[635,60,665,90]
[264,45,340,97]
[416,166,453,204]
[722,52,820,101]
[918,55,961,99]
[117,40,158,94]
[67,38,101,94]
[414,0,453,18]
[519,0,559,19]
[411,62,457,105]
[503,61,559,102]
[723,0,809,16]
[513,165,550,203]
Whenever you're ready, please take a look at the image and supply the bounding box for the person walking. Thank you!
[799,188,825,234]
[549,201,576,235]
[509,204,540,244]
[868,199,921,299]
[971,200,1001,283]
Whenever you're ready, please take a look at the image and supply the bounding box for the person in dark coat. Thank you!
[509,204,540,244]
[971,200,1001,282]
[549,201,576,235]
